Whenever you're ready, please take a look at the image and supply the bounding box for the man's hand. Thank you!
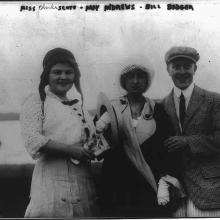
[164,136,188,152]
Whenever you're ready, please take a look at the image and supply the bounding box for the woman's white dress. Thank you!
[20,89,99,218]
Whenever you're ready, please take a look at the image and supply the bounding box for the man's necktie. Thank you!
[179,92,186,127]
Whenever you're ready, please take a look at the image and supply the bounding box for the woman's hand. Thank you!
[70,143,95,161]
[41,140,95,160]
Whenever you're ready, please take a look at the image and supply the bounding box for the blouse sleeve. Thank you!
[96,112,111,133]
[20,94,49,160]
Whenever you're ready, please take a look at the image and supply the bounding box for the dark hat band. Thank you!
[165,46,200,64]
[43,47,77,68]
[167,55,197,63]
[43,57,77,69]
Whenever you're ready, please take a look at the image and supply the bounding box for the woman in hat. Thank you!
[20,48,99,218]
[96,64,184,217]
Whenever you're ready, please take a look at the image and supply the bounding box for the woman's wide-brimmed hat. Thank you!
[119,64,155,92]
[96,92,122,147]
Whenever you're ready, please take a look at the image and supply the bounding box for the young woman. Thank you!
[20,48,99,218]
[97,65,184,217]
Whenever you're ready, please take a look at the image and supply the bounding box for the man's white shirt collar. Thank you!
[173,83,195,99]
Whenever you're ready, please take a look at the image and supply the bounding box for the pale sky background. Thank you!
[0,1,220,112]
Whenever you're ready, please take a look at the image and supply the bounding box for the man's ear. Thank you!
[194,63,197,72]
[167,63,172,76]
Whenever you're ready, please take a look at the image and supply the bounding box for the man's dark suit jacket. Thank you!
[162,85,220,210]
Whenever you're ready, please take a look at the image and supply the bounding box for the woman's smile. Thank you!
[49,63,75,98]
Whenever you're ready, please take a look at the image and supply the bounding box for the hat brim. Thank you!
[167,55,196,63]
[96,92,121,147]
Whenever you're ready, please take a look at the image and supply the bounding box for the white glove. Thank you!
[157,177,170,206]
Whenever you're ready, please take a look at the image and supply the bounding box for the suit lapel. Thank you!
[164,90,181,134]
[182,85,205,132]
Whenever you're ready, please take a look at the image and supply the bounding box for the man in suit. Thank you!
[162,46,220,217]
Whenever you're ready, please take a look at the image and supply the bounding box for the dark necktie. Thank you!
[179,92,186,127]
[62,99,79,106]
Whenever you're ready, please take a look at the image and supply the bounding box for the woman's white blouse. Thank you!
[20,91,94,160]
